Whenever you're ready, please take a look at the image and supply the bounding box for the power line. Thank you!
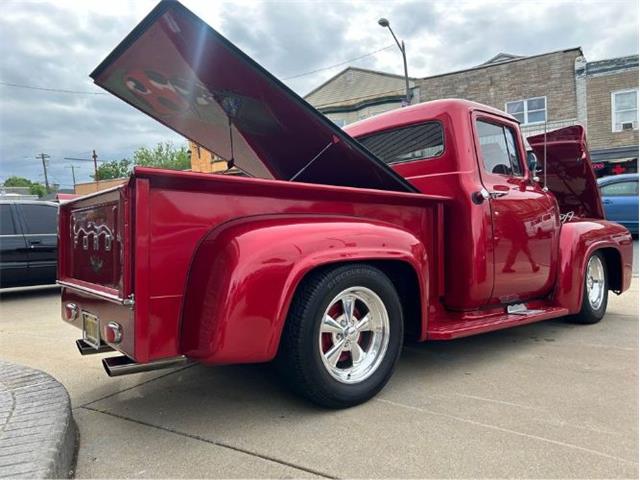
[0,45,396,97]
[313,87,406,109]
[65,150,101,180]
[0,81,107,95]
[282,45,395,80]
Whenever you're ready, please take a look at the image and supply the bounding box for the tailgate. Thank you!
[58,185,130,298]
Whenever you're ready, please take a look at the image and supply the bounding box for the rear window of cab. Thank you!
[357,121,444,165]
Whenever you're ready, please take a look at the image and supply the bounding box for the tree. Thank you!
[132,142,190,171]
[3,176,32,187]
[29,183,47,197]
[2,176,47,198]
[94,159,133,181]
[92,142,190,181]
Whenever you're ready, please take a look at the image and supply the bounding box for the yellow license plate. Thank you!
[82,312,100,349]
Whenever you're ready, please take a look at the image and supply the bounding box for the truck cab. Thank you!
[347,100,561,310]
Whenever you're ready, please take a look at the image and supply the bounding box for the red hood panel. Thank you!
[527,125,604,219]
[90,1,416,193]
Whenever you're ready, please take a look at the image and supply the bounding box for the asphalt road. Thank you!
[0,271,637,478]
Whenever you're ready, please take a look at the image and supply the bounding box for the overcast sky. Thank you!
[0,0,637,188]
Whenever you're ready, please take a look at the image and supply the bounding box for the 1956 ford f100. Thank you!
[59,1,633,407]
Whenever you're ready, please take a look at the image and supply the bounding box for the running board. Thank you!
[102,355,190,377]
[427,306,569,340]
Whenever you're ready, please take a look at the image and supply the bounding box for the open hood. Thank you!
[90,1,416,193]
[527,125,604,219]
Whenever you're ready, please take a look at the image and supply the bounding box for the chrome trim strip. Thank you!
[57,280,125,305]
[67,185,124,203]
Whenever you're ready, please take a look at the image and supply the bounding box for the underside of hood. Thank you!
[528,125,604,219]
[90,1,417,193]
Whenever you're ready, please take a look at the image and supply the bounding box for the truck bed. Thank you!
[59,167,446,363]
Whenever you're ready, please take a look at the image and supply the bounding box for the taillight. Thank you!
[64,303,79,322]
[104,322,122,344]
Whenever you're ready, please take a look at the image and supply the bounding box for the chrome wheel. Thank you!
[318,287,390,384]
[586,255,605,310]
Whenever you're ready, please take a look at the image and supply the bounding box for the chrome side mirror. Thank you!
[527,151,540,182]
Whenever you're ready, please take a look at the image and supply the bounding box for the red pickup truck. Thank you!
[59,1,633,408]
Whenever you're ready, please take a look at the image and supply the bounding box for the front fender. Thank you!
[179,215,428,364]
[554,219,632,313]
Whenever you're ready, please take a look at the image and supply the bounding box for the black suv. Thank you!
[0,200,58,288]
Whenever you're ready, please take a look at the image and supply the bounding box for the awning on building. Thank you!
[589,146,638,162]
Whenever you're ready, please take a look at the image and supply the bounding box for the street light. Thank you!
[378,17,410,106]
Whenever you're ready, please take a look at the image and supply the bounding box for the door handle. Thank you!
[489,191,508,199]
[28,240,49,250]
[602,199,612,204]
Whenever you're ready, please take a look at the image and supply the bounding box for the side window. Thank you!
[358,121,444,165]
[600,181,638,196]
[476,120,523,176]
[20,205,58,234]
[0,205,17,235]
[503,127,523,176]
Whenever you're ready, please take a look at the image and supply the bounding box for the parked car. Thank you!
[597,173,638,235]
[59,1,633,408]
[0,200,58,288]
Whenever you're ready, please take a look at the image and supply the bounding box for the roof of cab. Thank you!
[344,99,518,138]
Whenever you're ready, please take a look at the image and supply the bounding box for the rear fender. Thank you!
[554,219,633,313]
[179,215,428,364]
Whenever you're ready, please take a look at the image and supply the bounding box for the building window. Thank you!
[357,121,444,165]
[505,97,547,125]
[611,89,638,132]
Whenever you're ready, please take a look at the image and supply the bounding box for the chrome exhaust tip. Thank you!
[102,355,190,377]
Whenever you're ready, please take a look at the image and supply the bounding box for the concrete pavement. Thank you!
[0,361,77,478]
[0,277,637,478]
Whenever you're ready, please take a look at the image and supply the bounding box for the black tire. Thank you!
[276,264,403,408]
[568,251,608,324]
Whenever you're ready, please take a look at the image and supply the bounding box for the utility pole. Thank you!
[36,153,51,193]
[64,150,101,181]
[65,165,80,186]
[92,150,98,181]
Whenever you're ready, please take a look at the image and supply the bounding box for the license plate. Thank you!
[82,312,100,349]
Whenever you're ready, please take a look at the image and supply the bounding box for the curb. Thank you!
[0,361,77,478]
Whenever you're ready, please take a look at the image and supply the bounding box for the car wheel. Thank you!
[568,251,608,324]
[276,264,403,408]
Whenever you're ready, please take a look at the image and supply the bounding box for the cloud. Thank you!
[0,0,637,187]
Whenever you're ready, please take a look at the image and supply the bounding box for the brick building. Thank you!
[187,140,244,176]
[581,55,639,176]
[305,68,417,127]
[305,48,639,177]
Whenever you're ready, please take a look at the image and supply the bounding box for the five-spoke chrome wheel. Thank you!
[586,254,605,310]
[277,264,402,408]
[318,287,390,384]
